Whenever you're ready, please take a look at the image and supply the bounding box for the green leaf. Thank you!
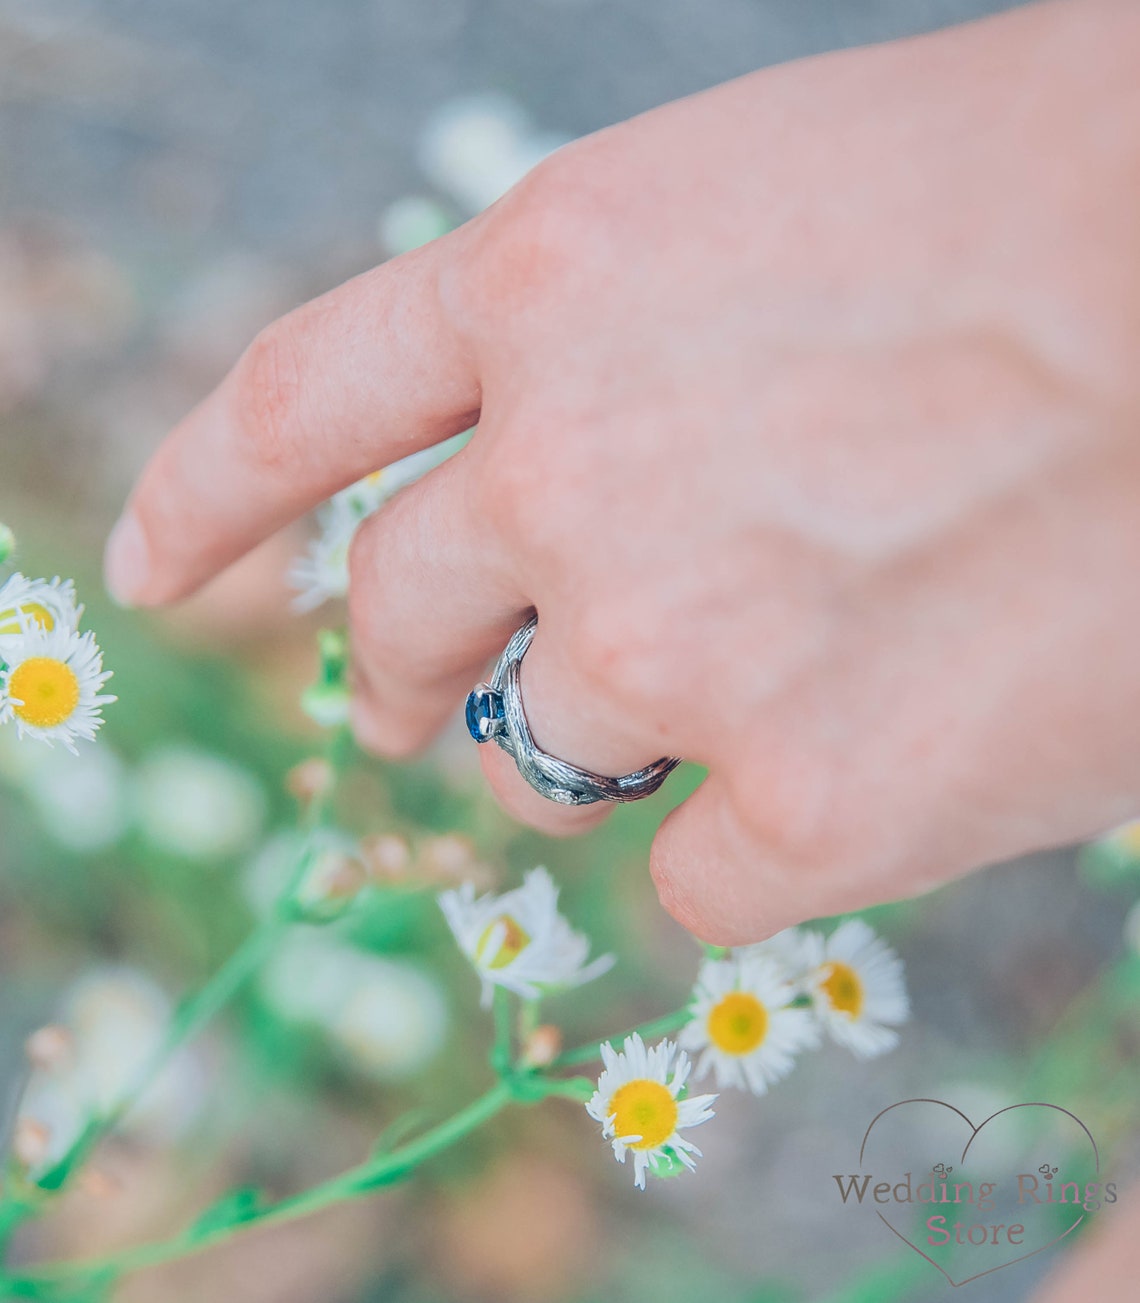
[186,1187,266,1242]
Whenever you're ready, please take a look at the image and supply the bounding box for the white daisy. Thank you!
[289,446,458,612]
[734,926,821,994]
[438,865,613,1007]
[680,951,820,1095]
[585,1032,717,1190]
[0,573,81,657]
[0,622,115,753]
[801,919,909,1059]
[289,491,367,613]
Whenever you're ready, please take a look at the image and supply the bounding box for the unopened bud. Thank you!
[418,834,496,887]
[286,757,334,804]
[361,833,412,883]
[0,523,14,566]
[24,1024,73,1072]
[522,1024,563,1068]
[13,1117,51,1170]
[291,848,366,921]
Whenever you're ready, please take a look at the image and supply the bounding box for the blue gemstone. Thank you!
[465,687,504,742]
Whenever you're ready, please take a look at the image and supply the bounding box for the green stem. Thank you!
[37,913,289,1191]
[518,998,540,1044]
[309,726,354,828]
[25,727,357,1198]
[551,1007,693,1069]
[532,1076,595,1103]
[490,987,514,1076]
[0,1197,37,1260]
[13,1081,516,1289]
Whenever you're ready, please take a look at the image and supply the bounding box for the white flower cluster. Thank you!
[0,570,115,753]
[439,869,909,1190]
[684,918,911,1085]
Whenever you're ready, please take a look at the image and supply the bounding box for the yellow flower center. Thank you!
[707,991,769,1055]
[609,1079,678,1150]
[821,961,864,1018]
[475,913,531,970]
[8,657,80,728]
[0,602,55,636]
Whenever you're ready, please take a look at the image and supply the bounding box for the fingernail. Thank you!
[104,513,148,608]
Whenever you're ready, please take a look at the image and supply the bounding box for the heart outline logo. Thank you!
[858,1098,1099,1288]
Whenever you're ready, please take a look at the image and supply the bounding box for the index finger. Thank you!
[104,234,481,607]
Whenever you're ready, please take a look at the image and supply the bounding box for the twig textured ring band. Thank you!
[464,614,682,806]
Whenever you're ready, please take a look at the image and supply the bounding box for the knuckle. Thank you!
[232,315,312,472]
[453,145,605,325]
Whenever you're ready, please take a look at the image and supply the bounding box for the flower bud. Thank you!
[290,847,366,922]
[286,757,334,804]
[360,832,412,883]
[24,1024,73,1072]
[0,523,14,565]
[418,834,497,888]
[13,1117,51,1170]
[522,1024,563,1068]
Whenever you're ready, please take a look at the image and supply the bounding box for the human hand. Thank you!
[105,0,1140,943]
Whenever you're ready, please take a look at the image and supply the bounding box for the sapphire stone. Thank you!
[465,687,504,742]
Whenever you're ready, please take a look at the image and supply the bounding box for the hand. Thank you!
[104,0,1140,943]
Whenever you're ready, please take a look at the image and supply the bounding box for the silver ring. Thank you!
[464,614,682,806]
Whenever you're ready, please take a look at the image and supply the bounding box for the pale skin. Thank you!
[105,0,1140,949]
